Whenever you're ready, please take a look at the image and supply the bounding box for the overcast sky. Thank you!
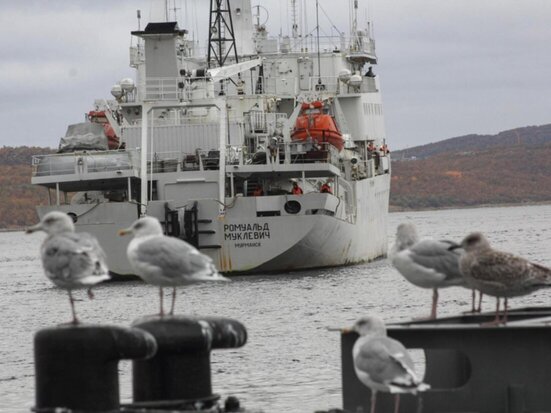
[1,0,550,150]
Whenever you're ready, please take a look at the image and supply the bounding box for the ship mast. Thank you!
[208,0,239,68]
[290,0,299,40]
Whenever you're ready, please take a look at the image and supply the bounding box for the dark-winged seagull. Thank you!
[119,216,229,316]
[344,315,429,413]
[26,211,110,324]
[459,232,551,324]
[390,223,468,319]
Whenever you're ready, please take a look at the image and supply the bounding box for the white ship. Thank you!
[31,0,391,276]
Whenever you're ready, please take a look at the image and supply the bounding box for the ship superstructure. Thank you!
[31,0,390,275]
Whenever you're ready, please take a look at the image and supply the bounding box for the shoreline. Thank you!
[389,200,551,213]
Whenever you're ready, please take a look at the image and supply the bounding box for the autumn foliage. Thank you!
[0,147,54,229]
[391,142,551,209]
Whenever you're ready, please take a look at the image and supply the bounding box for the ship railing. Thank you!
[136,139,335,176]
[123,111,246,127]
[143,78,181,101]
[133,74,377,103]
[265,33,375,56]
[31,150,140,178]
[145,149,243,172]
[131,75,300,103]
[308,76,378,94]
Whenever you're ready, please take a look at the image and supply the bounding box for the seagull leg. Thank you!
[68,290,79,324]
[476,292,483,313]
[159,287,164,317]
[370,390,377,413]
[503,297,509,324]
[463,289,479,314]
[394,394,401,413]
[430,288,438,319]
[87,288,95,300]
[481,297,501,326]
[495,297,501,324]
[169,287,177,315]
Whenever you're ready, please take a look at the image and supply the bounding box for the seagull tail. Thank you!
[388,353,431,394]
[388,381,431,394]
[79,274,111,285]
[194,264,230,282]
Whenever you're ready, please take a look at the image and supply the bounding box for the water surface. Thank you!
[1,205,550,412]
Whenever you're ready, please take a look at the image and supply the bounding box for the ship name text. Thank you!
[224,223,271,243]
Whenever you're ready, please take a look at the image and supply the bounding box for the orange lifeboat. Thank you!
[291,101,344,151]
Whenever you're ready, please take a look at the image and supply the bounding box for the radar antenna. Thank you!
[208,0,239,68]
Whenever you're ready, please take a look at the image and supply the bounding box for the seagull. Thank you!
[118,216,229,316]
[344,316,429,413]
[458,232,551,325]
[390,223,468,319]
[26,211,110,324]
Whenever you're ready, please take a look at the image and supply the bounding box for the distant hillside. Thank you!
[390,124,551,210]
[0,147,54,229]
[392,124,551,160]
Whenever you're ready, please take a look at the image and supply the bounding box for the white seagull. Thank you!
[344,316,429,413]
[26,211,110,324]
[119,216,229,316]
[458,232,551,325]
[390,223,468,319]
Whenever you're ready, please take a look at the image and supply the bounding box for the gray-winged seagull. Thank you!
[26,211,110,324]
[458,232,551,325]
[119,216,228,316]
[390,223,471,319]
[344,315,430,413]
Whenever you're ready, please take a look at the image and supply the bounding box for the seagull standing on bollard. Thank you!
[343,316,430,413]
[390,223,468,319]
[119,216,229,316]
[26,211,110,324]
[458,232,551,325]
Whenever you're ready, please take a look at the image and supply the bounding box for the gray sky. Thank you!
[1,1,550,150]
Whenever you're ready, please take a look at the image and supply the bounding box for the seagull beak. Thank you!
[118,228,132,236]
[25,223,42,234]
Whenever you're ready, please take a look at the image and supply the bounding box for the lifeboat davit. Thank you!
[291,101,344,151]
[88,110,120,150]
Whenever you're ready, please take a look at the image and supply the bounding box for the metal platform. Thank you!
[341,307,551,413]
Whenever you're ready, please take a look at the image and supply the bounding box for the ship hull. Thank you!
[36,174,389,276]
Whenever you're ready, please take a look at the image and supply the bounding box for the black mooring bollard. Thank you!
[34,324,157,412]
[131,315,247,404]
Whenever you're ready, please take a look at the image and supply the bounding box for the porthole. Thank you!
[284,200,301,214]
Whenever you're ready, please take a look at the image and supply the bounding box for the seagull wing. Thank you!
[471,249,551,288]
[355,337,422,392]
[407,239,464,284]
[41,234,109,287]
[65,232,109,277]
[133,236,221,284]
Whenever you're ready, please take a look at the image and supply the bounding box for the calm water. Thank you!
[1,205,550,412]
